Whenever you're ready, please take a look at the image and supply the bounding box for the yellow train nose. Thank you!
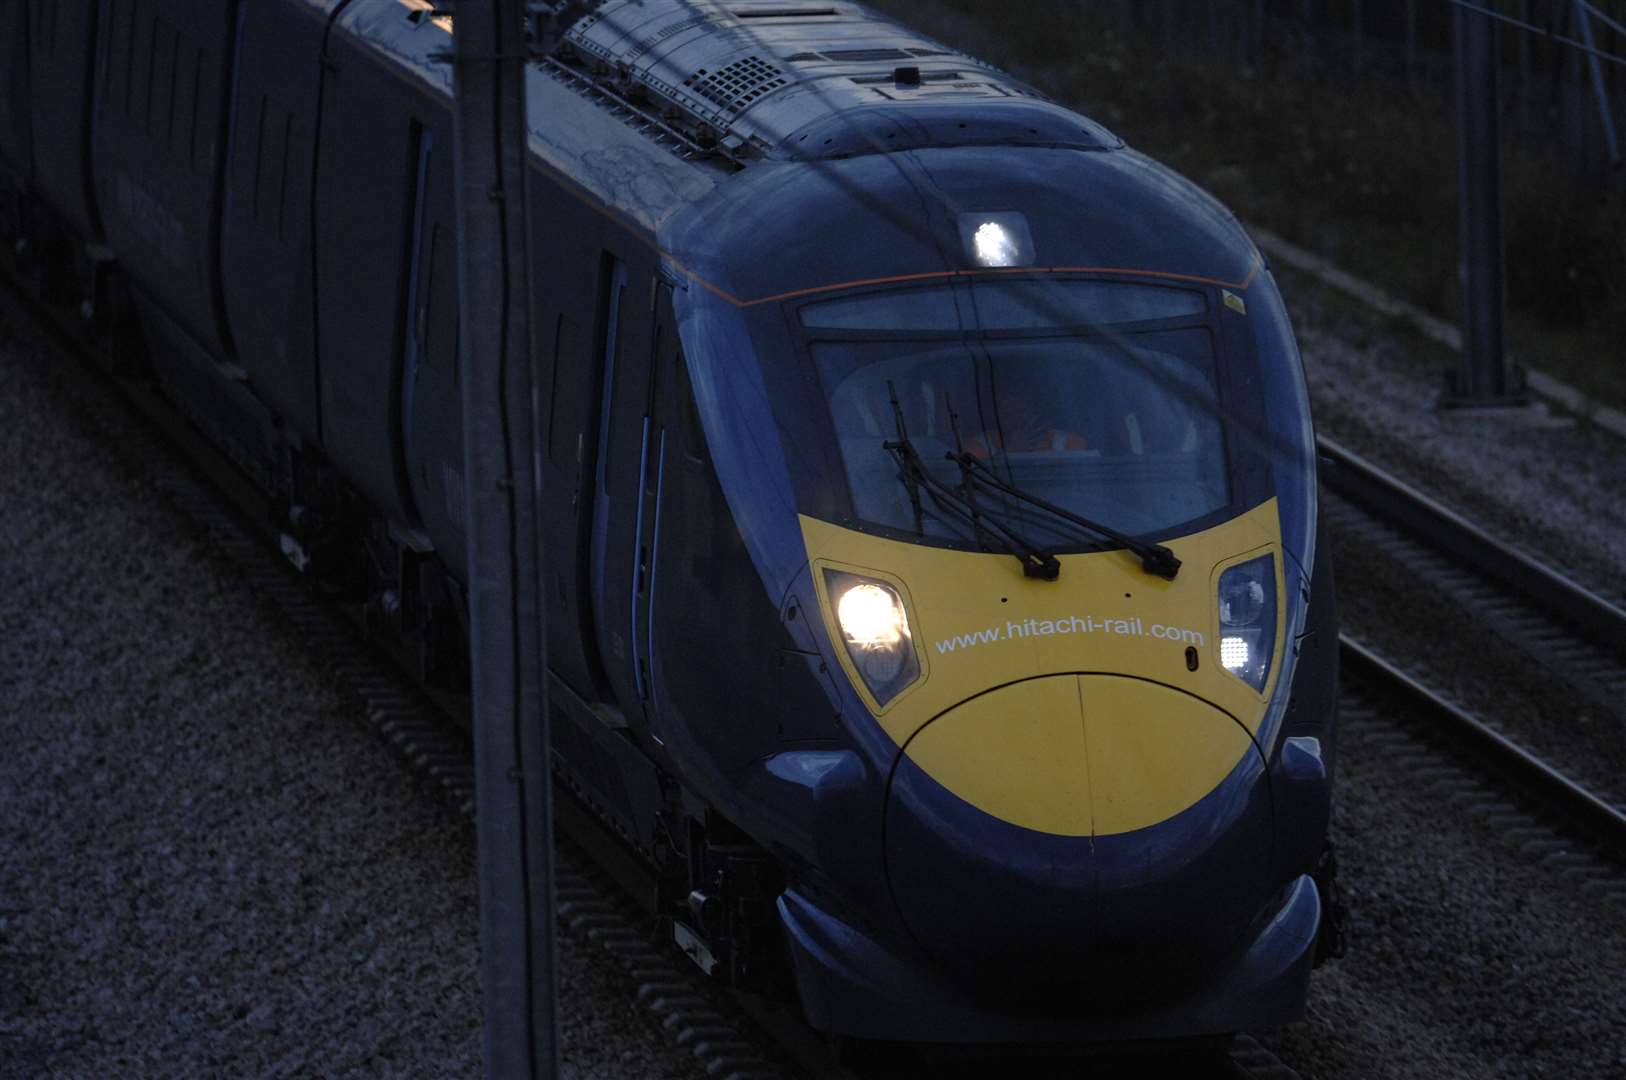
[884,676,1274,993]
[902,675,1256,837]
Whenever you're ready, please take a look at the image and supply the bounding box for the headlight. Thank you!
[1217,555,1276,691]
[826,570,920,706]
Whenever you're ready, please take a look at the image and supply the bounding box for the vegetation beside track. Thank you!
[867,0,1626,411]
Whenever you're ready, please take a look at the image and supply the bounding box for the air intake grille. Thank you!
[684,55,787,114]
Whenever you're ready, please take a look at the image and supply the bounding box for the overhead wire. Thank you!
[1445,0,1626,70]
[1579,0,1626,43]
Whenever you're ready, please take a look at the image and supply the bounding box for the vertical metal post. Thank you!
[1574,0,1623,165]
[1446,2,1523,407]
[1352,0,1364,75]
[1405,0,1417,82]
[1301,0,1317,80]
[1564,13,1584,157]
[1518,0,1533,127]
[451,2,559,1078]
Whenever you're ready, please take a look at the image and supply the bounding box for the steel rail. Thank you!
[1318,436,1626,654]
[1341,635,1626,858]
[1319,436,1626,854]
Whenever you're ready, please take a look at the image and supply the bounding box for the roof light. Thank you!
[958,211,1035,268]
[973,223,1019,267]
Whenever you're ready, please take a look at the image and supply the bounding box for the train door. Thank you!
[92,0,241,357]
[0,0,32,177]
[311,6,436,528]
[30,0,99,240]
[401,209,467,573]
[536,245,599,705]
[219,0,339,442]
[586,262,670,730]
[629,283,681,739]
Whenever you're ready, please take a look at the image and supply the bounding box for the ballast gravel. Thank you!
[1258,699,1626,1079]
[0,295,710,1078]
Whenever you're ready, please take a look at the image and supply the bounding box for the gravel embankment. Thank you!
[0,293,710,1078]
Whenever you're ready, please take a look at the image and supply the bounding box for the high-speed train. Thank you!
[0,0,1341,1044]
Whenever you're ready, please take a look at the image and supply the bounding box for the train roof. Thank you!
[561,0,1119,163]
[340,0,1122,234]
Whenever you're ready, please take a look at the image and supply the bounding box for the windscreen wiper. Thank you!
[885,381,928,537]
[884,384,1061,580]
[947,450,1182,580]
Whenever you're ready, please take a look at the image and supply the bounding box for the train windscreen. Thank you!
[800,280,1232,549]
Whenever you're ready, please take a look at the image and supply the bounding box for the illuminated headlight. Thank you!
[958,211,1035,268]
[973,223,1019,267]
[1217,556,1276,691]
[825,570,921,706]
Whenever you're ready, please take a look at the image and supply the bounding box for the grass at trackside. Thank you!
[864,0,1626,412]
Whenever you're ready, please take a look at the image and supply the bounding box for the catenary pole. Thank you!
[1446,1,1523,407]
[451,1,559,1077]
[1573,0,1623,166]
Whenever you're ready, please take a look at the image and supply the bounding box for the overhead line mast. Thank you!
[1445,1,1524,409]
[451,1,559,1076]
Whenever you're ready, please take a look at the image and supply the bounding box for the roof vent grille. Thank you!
[684,55,787,114]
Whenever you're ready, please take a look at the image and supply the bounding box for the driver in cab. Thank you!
[965,373,1091,459]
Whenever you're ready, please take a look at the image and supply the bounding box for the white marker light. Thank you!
[973,222,1020,267]
[1215,556,1276,691]
[1220,636,1251,672]
[838,583,906,648]
[959,211,1035,268]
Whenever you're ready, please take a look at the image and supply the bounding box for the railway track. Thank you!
[1320,437,1626,864]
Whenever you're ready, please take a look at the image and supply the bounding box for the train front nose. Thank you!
[883,675,1274,999]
